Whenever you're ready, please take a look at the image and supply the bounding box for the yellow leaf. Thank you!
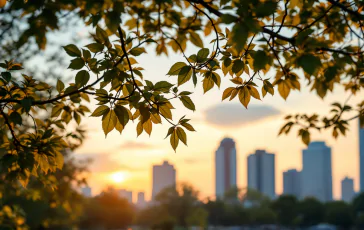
[102,110,117,136]
[176,127,187,145]
[278,80,291,100]
[248,86,261,100]
[91,105,110,117]
[159,105,173,119]
[170,129,179,151]
[115,120,124,134]
[136,121,143,136]
[238,87,251,108]
[222,87,235,101]
[203,77,214,93]
[190,31,204,48]
[229,88,239,101]
[151,112,162,124]
[143,119,153,136]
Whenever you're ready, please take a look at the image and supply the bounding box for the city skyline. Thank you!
[82,134,360,203]
[75,45,364,201]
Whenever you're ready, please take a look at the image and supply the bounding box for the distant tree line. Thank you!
[5,182,364,229]
[133,185,364,230]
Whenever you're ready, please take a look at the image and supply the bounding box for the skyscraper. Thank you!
[283,169,301,198]
[247,150,275,199]
[215,138,237,198]
[136,191,147,208]
[341,177,355,202]
[359,119,364,191]
[301,141,333,202]
[152,160,176,199]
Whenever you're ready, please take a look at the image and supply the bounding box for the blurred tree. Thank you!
[298,197,325,227]
[154,183,202,228]
[80,187,135,230]
[271,195,299,227]
[352,192,364,228]
[325,201,354,230]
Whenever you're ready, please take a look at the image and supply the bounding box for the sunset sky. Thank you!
[36,22,364,202]
[73,45,363,201]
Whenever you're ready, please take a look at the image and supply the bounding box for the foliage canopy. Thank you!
[1,0,364,183]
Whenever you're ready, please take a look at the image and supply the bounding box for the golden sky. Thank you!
[74,49,364,201]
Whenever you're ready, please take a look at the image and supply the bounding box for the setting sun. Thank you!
[110,171,128,183]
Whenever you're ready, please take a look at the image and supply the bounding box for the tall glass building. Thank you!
[215,138,237,198]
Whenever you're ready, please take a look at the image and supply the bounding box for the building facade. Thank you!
[247,150,275,199]
[341,177,355,202]
[152,160,176,199]
[360,120,364,191]
[301,141,333,202]
[215,138,237,198]
[136,191,147,207]
[283,169,301,198]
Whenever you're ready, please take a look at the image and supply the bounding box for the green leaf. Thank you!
[130,47,146,56]
[63,44,81,57]
[178,66,192,86]
[102,110,117,136]
[167,62,187,75]
[56,79,65,93]
[75,70,90,88]
[1,72,11,82]
[114,105,130,127]
[301,129,310,145]
[296,54,321,75]
[232,59,244,73]
[176,127,187,145]
[253,50,270,71]
[238,87,250,108]
[179,96,195,111]
[96,26,109,44]
[51,104,64,117]
[155,81,174,92]
[170,130,179,151]
[68,58,85,70]
[232,23,248,51]
[9,112,22,125]
[86,43,104,53]
[190,31,203,48]
[197,48,209,62]
[222,14,238,24]
[165,127,174,139]
[192,69,197,87]
[21,98,32,113]
[91,105,110,117]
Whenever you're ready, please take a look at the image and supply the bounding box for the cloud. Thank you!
[204,103,281,127]
[75,153,142,173]
[119,141,155,150]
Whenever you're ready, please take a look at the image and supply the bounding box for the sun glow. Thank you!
[110,171,128,183]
